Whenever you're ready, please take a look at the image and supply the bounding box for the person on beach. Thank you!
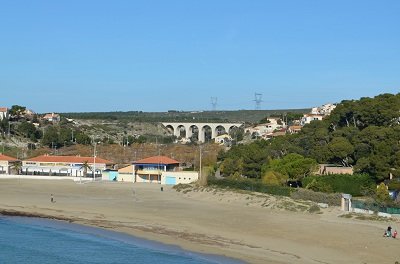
[392,230,397,238]
[50,194,55,203]
[384,226,392,237]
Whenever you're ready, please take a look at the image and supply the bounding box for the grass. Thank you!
[338,213,390,222]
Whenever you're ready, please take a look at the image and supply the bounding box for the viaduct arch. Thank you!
[162,122,244,143]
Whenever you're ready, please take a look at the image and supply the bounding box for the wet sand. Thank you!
[0,179,399,264]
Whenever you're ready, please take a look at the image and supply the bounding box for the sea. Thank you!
[0,216,244,264]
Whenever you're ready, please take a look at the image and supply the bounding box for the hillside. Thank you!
[61,109,309,124]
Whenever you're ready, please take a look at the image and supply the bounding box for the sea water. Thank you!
[0,216,243,264]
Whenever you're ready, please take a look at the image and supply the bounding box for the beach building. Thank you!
[0,154,19,174]
[22,155,114,177]
[133,155,199,185]
[101,165,135,182]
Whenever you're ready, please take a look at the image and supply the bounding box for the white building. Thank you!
[245,118,286,138]
[214,134,232,145]
[22,155,114,177]
[301,114,324,126]
[311,103,336,116]
[0,154,19,174]
[0,107,9,121]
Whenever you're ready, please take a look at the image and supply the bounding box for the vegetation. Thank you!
[302,174,374,196]
[218,93,400,183]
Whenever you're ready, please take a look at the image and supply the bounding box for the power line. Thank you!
[253,93,263,110]
[211,97,218,111]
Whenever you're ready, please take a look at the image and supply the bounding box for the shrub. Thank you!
[207,178,292,197]
[302,174,374,196]
[261,170,288,186]
[305,178,334,193]
[308,204,321,213]
[290,188,341,206]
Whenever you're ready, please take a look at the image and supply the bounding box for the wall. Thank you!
[161,171,199,185]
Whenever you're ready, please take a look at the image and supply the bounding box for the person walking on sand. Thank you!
[50,194,55,203]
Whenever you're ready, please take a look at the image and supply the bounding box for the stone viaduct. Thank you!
[161,122,244,143]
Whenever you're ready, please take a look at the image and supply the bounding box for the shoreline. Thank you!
[1,179,400,264]
[1,214,244,264]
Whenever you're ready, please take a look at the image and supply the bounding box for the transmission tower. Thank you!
[254,93,263,110]
[211,97,218,111]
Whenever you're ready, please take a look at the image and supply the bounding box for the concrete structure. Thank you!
[161,171,198,185]
[0,154,19,174]
[22,155,114,178]
[341,194,352,212]
[162,122,243,143]
[0,107,9,121]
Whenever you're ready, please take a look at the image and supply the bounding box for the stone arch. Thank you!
[188,125,199,142]
[200,125,212,143]
[177,125,186,138]
[215,125,227,136]
[165,125,174,135]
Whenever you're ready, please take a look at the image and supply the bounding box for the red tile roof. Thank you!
[133,156,179,165]
[0,154,18,161]
[0,107,8,112]
[25,155,113,164]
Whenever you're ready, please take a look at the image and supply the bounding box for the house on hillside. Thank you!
[43,113,60,123]
[22,155,114,177]
[0,107,9,121]
[318,164,353,175]
[0,154,19,174]
[133,155,198,185]
[287,125,302,134]
[245,119,286,139]
[214,134,232,145]
[301,114,324,126]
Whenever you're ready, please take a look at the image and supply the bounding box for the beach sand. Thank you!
[0,179,398,264]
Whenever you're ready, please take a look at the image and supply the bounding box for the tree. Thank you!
[267,153,318,180]
[80,161,92,177]
[17,121,37,139]
[41,126,60,148]
[9,105,26,120]
[327,137,354,166]
[11,162,22,175]
[262,170,287,186]
[376,183,391,205]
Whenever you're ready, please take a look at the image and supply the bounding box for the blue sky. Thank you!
[0,1,399,113]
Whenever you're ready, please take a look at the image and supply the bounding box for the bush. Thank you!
[290,188,341,206]
[302,174,374,196]
[207,178,292,197]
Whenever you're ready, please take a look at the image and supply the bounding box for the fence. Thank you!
[352,199,400,215]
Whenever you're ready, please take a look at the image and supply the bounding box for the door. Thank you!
[165,176,176,185]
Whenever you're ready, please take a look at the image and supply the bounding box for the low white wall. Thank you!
[0,174,93,182]
[161,171,199,185]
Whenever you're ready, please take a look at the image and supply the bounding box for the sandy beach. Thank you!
[0,179,399,264]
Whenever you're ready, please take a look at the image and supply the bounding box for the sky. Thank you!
[0,1,399,113]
